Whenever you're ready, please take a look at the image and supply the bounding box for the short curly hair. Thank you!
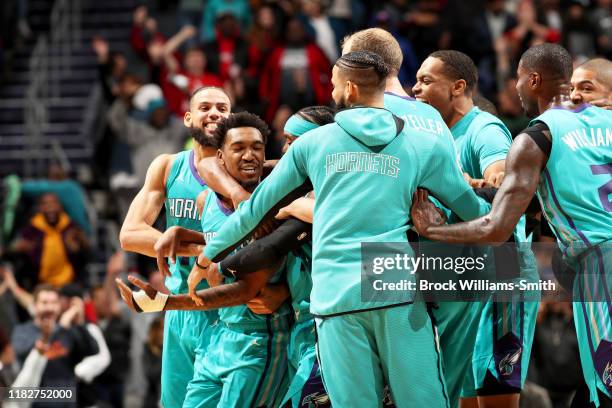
[429,50,478,93]
[213,112,270,148]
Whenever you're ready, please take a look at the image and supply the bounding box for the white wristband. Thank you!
[133,290,169,313]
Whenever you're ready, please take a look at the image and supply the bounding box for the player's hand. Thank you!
[205,262,224,287]
[410,189,446,236]
[589,98,612,110]
[188,254,211,305]
[115,275,158,312]
[275,204,293,220]
[154,226,181,277]
[247,283,289,314]
[252,219,278,240]
[486,171,505,188]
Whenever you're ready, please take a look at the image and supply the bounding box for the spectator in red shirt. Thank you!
[259,17,332,122]
[157,26,224,117]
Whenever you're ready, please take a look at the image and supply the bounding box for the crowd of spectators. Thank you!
[0,0,609,407]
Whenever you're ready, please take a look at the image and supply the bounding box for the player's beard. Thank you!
[189,125,218,148]
[333,96,348,111]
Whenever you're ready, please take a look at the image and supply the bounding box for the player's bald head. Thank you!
[571,58,612,104]
[576,58,612,90]
[341,28,402,75]
[518,43,573,82]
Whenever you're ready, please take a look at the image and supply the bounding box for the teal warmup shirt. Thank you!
[165,150,209,294]
[384,92,460,161]
[451,106,511,179]
[531,104,612,256]
[205,107,490,316]
[287,244,313,322]
[201,190,291,325]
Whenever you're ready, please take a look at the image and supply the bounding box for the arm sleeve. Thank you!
[421,137,491,221]
[219,218,311,278]
[74,323,111,383]
[473,123,511,174]
[10,348,47,388]
[522,122,552,157]
[204,137,313,262]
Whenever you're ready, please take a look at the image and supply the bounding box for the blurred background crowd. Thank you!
[0,0,609,407]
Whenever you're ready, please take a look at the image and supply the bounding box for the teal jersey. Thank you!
[287,243,313,322]
[204,107,490,316]
[164,150,208,294]
[201,190,291,325]
[530,105,612,256]
[451,106,511,179]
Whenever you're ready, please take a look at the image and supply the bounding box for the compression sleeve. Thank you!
[204,136,312,262]
[522,121,552,157]
[219,218,312,279]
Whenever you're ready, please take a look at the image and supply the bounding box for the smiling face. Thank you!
[571,67,611,104]
[218,127,265,190]
[412,57,455,121]
[184,88,231,147]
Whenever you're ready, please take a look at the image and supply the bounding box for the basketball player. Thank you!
[119,86,230,407]
[197,51,491,407]
[413,50,539,408]
[411,44,612,408]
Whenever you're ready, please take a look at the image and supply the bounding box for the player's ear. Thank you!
[216,149,224,165]
[452,79,467,96]
[529,72,541,89]
[184,111,192,128]
[345,80,356,105]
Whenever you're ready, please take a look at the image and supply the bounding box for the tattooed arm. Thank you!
[116,266,277,312]
[411,132,549,243]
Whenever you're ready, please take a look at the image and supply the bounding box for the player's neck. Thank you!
[384,77,408,97]
[352,94,385,109]
[192,142,217,163]
[446,97,474,128]
[540,86,572,114]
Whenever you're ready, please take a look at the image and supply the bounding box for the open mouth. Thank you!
[204,122,218,131]
[240,166,258,175]
[415,96,429,104]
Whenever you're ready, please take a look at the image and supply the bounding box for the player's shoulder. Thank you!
[149,152,181,187]
[384,92,442,117]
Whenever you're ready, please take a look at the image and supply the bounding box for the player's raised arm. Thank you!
[413,132,548,243]
[204,136,313,263]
